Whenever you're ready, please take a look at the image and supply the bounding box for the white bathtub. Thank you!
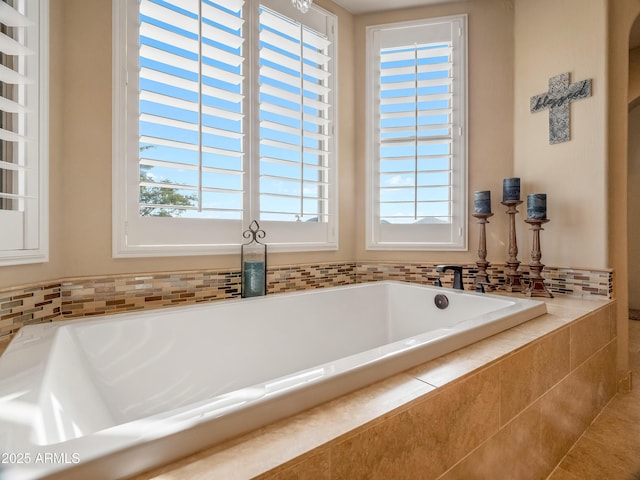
[0,281,546,480]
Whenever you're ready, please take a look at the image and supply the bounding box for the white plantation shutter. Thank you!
[379,43,452,223]
[138,0,245,219]
[0,0,48,265]
[258,6,332,224]
[113,0,337,256]
[366,16,467,250]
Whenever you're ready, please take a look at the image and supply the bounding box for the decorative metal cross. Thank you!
[530,72,592,144]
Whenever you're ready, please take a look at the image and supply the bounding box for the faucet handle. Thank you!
[435,265,464,290]
[436,264,461,273]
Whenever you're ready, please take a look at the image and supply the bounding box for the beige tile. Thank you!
[578,405,640,453]
[428,365,501,468]
[594,341,618,410]
[410,315,569,388]
[583,340,617,415]
[609,303,617,338]
[543,296,610,315]
[440,403,547,480]
[569,308,612,369]
[509,313,571,338]
[409,335,517,388]
[559,434,640,479]
[131,373,434,480]
[555,344,640,480]
[329,412,423,480]
[539,338,616,475]
[542,340,616,445]
[499,328,570,425]
[545,466,581,480]
[598,390,640,424]
[257,451,331,480]
[329,365,501,480]
[539,373,593,470]
[500,345,537,425]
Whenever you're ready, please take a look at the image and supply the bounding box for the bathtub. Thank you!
[0,281,546,480]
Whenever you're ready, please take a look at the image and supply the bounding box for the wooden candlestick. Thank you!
[524,218,553,298]
[472,212,495,291]
[501,200,525,292]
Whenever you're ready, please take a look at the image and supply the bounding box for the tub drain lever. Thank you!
[434,294,449,309]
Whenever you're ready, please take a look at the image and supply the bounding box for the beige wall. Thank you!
[608,0,640,376]
[1,0,631,317]
[513,0,608,270]
[4,0,517,289]
[511,0,634,375]
[628,46,640,309]
[354,0,515,265]
[628,105,640,309]
[629,47,640,103]
[0,0,356,290]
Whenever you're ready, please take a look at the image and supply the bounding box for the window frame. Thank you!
[365,15,467,251]
[0,0,49,267]
[112,0,338,258]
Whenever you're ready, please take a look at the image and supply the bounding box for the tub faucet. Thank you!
[436,265,464,290]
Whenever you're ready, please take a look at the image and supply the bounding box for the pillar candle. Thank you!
[243,260,265,297]
[473,190,491,214]
[503,177,520,201]
[527,193,547,219]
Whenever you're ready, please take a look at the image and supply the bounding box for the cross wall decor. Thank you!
[530,72,592,144]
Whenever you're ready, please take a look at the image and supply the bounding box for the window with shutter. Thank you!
[0,0,48,266]
[365,16,467,251]
[113,0,337,257]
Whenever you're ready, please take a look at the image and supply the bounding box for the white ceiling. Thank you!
[331,0,459,14]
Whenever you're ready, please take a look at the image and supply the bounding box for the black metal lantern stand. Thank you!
[241,220,267,298]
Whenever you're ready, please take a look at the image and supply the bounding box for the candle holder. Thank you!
[501,200,525,292]
[241,220,267,298]
[524,218,553,298]
[471,212,495,292]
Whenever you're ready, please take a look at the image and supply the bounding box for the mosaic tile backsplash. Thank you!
[0,283,61,338]
[0,262,613,343]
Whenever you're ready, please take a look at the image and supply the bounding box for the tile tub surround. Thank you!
[546,320,640,479]
[0,262,612,346]
[127,296,616,480]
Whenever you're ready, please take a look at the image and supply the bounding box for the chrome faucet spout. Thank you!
[435,265,464,290]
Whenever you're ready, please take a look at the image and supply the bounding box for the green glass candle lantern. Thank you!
[241,220,267,298]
